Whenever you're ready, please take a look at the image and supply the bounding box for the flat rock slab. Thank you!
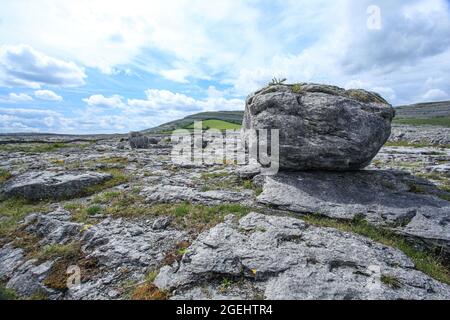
[1,171,112,201]
[155,213,450,300]
[141,185,254,206]
[257,170,450,255]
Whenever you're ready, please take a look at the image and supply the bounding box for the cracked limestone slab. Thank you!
[154,212,450,300]
[141,185,254,206]
[257,170,450,255]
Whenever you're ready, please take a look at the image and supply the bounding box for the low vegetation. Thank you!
[242,179,263,196]
[184,119,242,131]
[42,243,98,292]
[130,282,168,300]
[381,274,403,289]
[82,168,130,196]
[302,214,450,285]
[0,283,18,300]
[0,198,49,239]
[0,168,12,183]
[35,242,80,262]
[384,140,437,148]
[65,189,250,233]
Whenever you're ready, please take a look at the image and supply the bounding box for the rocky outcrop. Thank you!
[1,171,112,201]
[0,208,187,299]
[257,170,450,256]
[155,213,450,300]
[390,124,450,147]
[243,83,395,170]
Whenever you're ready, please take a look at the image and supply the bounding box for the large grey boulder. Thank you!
[1,171,112,201]
[155,213,450,300]
[257,170,450,256]
[243,83,395,170]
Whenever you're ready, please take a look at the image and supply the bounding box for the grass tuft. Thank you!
[0,168,12,183]
[35,242,79,261]
[381,274,403,289]
[131,283,168,300]
[385,140,450,149]
[0,283,18,300]
[0,198,49,239]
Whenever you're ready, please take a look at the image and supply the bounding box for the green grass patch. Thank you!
[0,198,49,238]
[0,283,18,300]
[185,119,242,131]
[67,188,250,232]
[82,168,129,196]
[384,141,434,148]
[394,116,450,128]
[302,214,450,285]
[86,205,101,216]
[242,179,263,196]
[381,274,403,289]
[97,156,129,165]
[0,168,12,183]
[35,242,79,261]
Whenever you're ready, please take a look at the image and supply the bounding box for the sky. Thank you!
[1,0,450,134]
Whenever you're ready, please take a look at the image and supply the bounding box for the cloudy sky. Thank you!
[1,0,450,134]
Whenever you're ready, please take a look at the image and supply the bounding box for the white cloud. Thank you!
[372,87,397,102]
[0,107,74,133]
[0,44,86,88]
[1,1,449,105]
[7,92,34,102]
[421,89,448,102]
[127,89,243,114]
[83,94,125,108]
[34,90,63,101]
[1,0,450,133]
[159,69,190,83]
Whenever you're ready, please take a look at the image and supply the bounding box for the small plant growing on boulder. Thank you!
[268,77,287,86]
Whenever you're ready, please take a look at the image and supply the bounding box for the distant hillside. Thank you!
[394,100,450,127]
[395,101,450,119]
[143,111,244,133]
[144,100,450,133]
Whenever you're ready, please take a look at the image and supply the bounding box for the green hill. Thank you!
[184,119,242,130]
[143,99,450,134]
[143,111,244,133]
[394,100,450,127]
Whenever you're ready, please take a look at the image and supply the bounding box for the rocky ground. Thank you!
[0,124,450,300]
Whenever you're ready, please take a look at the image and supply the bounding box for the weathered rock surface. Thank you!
[129,132,160,149]
[1,171,112,201]
[155,213,450,300]
[257,170,450,255]
[0,208,187,299]
[1,125,450,300]
[243,83,395,170]
[141,185,254,205]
